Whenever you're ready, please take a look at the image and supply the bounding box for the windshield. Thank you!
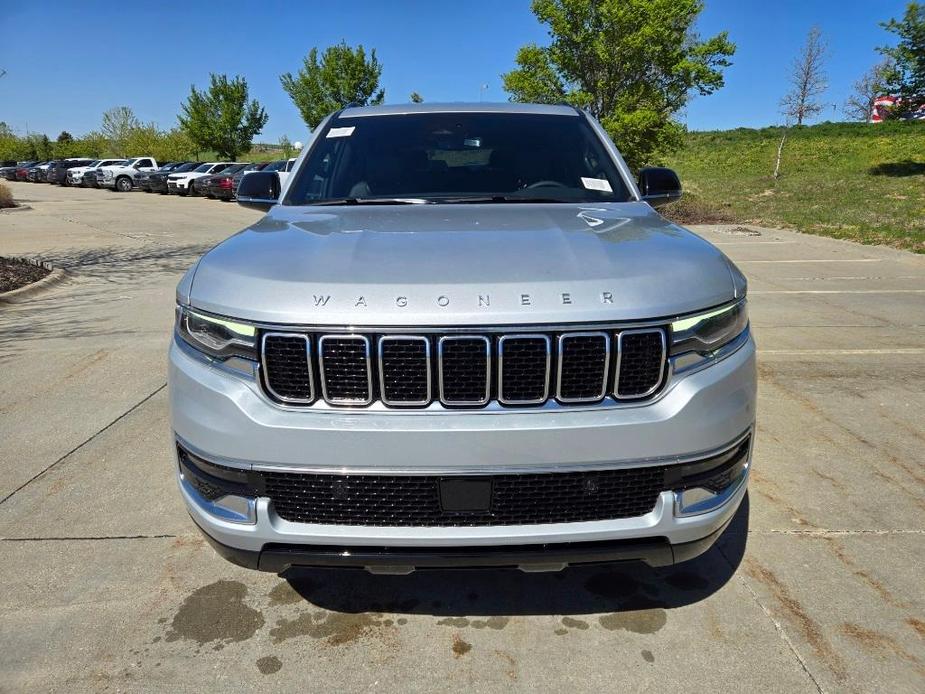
[285,112,631,205]
[193,164,213,173]
[263,160,286,172]
[174,162,199,172]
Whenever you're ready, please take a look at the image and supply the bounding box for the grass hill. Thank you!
[663,121,925,253]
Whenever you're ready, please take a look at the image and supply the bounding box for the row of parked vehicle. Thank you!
[0,156,296,200]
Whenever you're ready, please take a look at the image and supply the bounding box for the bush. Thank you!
[0,181,14,209]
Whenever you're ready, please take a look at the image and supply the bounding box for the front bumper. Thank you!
[169,333,756,572]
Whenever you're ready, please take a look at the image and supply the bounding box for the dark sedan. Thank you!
[146,162,202,194]
[137,162,182,192]
[210,162,267,200]
[26,162,52,182]
[195,163,249,197]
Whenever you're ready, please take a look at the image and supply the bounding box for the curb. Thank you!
[0,204,32,213]
[0,258,68,304]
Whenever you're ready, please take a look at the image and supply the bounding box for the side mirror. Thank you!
[237,171,281,212]
[638,167,682,208]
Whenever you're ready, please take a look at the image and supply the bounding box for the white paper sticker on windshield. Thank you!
[581,177,613,192]
[326,126,356,138]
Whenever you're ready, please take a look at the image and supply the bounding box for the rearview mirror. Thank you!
[237,171,281,212]
[638,167,682,208]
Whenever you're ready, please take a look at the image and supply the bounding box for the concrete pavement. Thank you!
[1,181,923,693]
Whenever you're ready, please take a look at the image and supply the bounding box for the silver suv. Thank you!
[169,103,755,574]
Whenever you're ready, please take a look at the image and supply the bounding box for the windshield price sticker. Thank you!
[581,177,613,192]
[327,126,356,138]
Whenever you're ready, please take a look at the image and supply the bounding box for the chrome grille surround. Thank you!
[615,328,667,399]
[259,324,669,410]
[318,334,374,405]
[555,331,610,403]
[377,335,432,407]
[261,332,314,404]
[437,335,491,406]
[497,334,552,405]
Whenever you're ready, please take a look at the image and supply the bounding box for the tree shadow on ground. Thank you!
[867,160,925,177]
[282,494,750,618]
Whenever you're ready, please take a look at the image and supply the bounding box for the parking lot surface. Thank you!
[1,182,923,693]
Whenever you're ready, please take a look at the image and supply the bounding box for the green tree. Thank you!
[179,73,268,160]
[101,106,141,156]
[158,128,197,161]
[502,0,735,169]
[878,2,925,117]
[280,42,385,129]
[57,131,73,143]
[410,91,424,103]
[279,134,293,158]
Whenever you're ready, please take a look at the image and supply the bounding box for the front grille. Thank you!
[262,465,665,527]
[617,330,666,398]
[498,335,550,404]
[260,326,667,409]
[378,336,430,405]
[319,335,372,404]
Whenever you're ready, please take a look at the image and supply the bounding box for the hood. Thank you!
[189,202,738,326]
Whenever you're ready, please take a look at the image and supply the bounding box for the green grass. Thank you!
[663,121,925,253]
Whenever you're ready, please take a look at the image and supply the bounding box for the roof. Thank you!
[340,102,581,118]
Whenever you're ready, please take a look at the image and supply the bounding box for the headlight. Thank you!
[176,306,257,360]
[670,299,748,356]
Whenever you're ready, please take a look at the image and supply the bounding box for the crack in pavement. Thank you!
[717,543,827,694]
[0,382,167,507]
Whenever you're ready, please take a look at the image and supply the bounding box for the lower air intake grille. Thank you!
[617,330,666,398]
[262,466,665,527]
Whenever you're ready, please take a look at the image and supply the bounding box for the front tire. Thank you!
[115,176,133,193]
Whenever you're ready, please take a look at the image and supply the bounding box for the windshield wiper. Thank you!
[311,197,433,206]
[437,195,576,204]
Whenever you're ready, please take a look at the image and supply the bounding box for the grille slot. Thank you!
[378,336,431,406]
[318,335,373,404]
[557,332,609,402]
[261,333,314,403]
[262,466,665,527]
[438,336,490,405]
[616,329,666,399]
[498,335,550,405]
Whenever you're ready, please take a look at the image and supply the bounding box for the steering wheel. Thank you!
[525,180,568,189]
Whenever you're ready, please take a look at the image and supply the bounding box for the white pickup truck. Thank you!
[96,157,159,192]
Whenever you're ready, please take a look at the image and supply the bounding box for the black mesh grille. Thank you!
[380,338,429,404]
[617,331,665,397]
[439,337,489,404]
[320,337,371,402]
[558,334,608,401]
[262,335,313,401]
[500,337,549,403]
[262,466,665,526]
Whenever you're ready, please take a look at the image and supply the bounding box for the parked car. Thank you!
[166,162,233,196]
[68,159,128,187]
[213,162,269,200]
[147,162,203,194]
[197,163,249,198]
[137,162,183,192]
[276,157,298,187]
[1,160,35,181]
[171,103,755,574]
[96,157,159,191]
[17,161,46,181]
[27,161,54,182]
[50,159,95,185]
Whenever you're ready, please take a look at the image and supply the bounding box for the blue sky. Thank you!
[0,0,908,141]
